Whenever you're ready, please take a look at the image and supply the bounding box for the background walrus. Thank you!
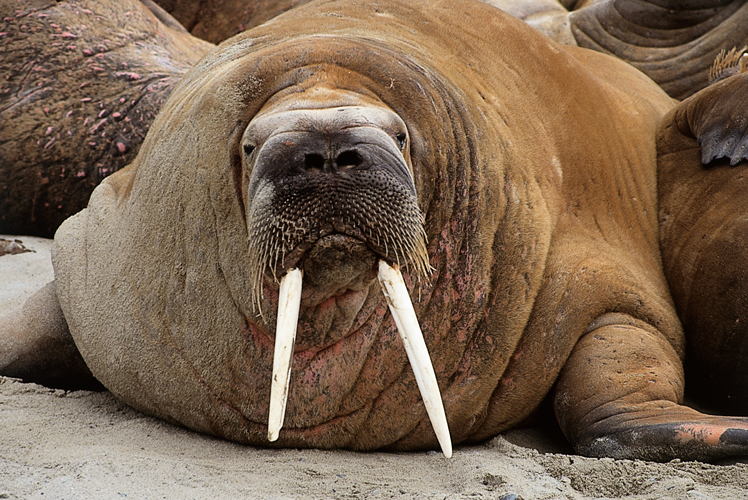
[658,69,748,416]
[0,0,212,237]
[3,0,748,462]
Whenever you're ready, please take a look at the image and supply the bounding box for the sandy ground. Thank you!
[2,235,747,500]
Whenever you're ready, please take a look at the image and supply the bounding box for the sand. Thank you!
[2,235,747,500]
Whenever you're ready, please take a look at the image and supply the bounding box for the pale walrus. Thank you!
[3,0,748,461]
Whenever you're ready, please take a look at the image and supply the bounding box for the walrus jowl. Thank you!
[4,0,748,461]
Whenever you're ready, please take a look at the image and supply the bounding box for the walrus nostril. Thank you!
[303,150,363,172]
[304,153,325,171]
[336,150,363,168]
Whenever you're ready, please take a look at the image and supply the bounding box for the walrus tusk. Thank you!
[268,267,303,442]
[377,260,453,458]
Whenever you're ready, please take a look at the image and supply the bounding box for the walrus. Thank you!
[658,67,748,416]
[0,0,213,237]
[3,0,748,461]
[495,0,748,99]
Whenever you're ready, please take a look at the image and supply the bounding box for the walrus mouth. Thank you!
[246,168,430,312]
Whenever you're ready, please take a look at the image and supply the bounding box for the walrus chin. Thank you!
[239,98,449,455]
[268,261,452,458]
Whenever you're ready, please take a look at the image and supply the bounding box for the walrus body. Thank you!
[658,72,748,415]
[4,0,748,461]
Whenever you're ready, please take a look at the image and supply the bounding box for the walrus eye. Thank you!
[243,144,256,156]
[396,133,407,150]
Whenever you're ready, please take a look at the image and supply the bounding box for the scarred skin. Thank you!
[0,0,213,236]
[3,0,748,462]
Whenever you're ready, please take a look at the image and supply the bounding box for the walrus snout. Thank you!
[243,105,415,196]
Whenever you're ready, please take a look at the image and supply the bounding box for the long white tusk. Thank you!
[268,267,303,442]
[377,260,452,458]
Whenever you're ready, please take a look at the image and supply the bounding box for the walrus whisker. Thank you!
[270,243,281,284]
[268,267,303,442]
[377,260,452,458]
[250,237,273,318]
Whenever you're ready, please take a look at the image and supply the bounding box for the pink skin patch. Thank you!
[114,72,141,81]
[675,424,726,446]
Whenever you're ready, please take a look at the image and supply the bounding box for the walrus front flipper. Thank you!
[663,71,748,166]
[554,317,748,462]
[0,282,101,391]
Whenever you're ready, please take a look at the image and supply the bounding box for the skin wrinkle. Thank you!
[344,325,408,442]
[162,318,257,427]
[289,314,410,440]
[295,286,379,358]
[9,2,56,18]
[362,337,433,449]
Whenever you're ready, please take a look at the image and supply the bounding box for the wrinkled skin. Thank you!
[3,0,748,462]
[498,0,748,99]
[0,0,213,236]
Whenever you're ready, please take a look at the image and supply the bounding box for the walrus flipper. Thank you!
[668,72,748,166]
[553,316,748,462]
[0,282,101,391]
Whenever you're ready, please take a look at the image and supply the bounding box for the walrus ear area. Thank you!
[228,118,255,221]
[677,72,748,166]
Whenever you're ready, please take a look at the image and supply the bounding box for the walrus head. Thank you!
[242,89,430,312]
[239,86,450,455]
